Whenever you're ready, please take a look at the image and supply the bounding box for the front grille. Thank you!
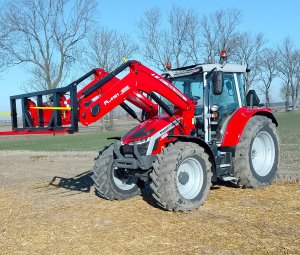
[121,144,134,155]
[120,141,149,156]
[137,141,149,155]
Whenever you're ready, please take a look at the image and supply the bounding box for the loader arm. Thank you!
[76,66,158,122]
[1,60,194,136]
[78,60,195,134]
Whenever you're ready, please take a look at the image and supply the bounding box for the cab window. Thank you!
[210,73,239,118]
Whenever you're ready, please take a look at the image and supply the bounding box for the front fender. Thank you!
[220,107,278,147]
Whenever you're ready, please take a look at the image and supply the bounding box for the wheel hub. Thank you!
[251,131,275,176]
[113,167,137,190]
[178,172,189,185]
[176,157,204,200]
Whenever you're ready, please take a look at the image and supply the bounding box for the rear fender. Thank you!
[220,107,278,147]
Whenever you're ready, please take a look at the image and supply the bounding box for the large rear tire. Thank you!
[233,116,279,188]
[92,144,140,200]
[150,142,212,212]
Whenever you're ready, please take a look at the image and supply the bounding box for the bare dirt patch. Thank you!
[0,150,299,255]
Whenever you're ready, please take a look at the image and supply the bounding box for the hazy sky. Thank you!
[0,0,300,115]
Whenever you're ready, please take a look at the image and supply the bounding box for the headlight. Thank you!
[121,138,149,146]
[210,104,219,112]
[136,138,150,145]
[128,138,150,145]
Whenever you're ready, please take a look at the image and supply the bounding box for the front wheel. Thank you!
[150,142,212,212]
[233,116,280,188]
[92,144,141,200]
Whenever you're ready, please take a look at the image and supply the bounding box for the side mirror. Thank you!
[246,90,260,108]
[212,71,223,95]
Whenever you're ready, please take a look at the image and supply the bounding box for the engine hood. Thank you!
[122,114,178,144]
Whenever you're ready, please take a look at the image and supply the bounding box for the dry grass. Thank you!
[0,112,299,254]
[1,182,299,255]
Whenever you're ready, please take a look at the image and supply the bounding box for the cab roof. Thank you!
[163,63,247,78]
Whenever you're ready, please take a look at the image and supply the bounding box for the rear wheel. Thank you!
[92,144,140,200]
[150,142,212,212]
[234,116,279,188]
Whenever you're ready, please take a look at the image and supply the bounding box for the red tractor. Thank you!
[2,54,279,211]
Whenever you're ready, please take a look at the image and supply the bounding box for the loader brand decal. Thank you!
[146,119,181,155]
[104,85,130,106]
[104,94,119,105]
[120,85,130,95]
[151,74,188,102]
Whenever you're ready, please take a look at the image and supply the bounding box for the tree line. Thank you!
[0,0,299,129]
[136,6,300,111]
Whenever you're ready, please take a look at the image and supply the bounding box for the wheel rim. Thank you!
[113,168,137,191]
[251,131,275,176]
[176,157,204,200]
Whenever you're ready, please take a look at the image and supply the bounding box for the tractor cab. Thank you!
[162,62,247,143]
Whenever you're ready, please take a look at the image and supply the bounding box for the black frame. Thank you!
[9,69,97,133]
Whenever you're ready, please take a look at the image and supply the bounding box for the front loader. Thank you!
[1,55,279,211]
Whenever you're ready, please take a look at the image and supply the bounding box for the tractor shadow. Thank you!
[46,172,240,207]
[48,170,94,194]
[47,171,160,208]
[211,180,240,189]
[141,180,241,210]
[140,182,162,209]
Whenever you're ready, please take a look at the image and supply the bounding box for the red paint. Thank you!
[28,96,71,127]
[221,107,274,147]
[77,61,194,134]
[1,61,194,138]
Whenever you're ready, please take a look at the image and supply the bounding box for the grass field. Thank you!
[275,111,300,145]
[0,129,127,151]
[0,111,299,151]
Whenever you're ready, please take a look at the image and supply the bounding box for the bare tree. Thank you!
[0,32,9,72]
[0,3,12,72]
[168,5,199,67]
[1,0,95,91]
[277,38,299,111]
[137,7,167,71]
[137,7,242,68]
[84,27,138,131]
[186,11,202,64]
[257,48,279,107]
[137,5,200,71]
[231,32,267,91]
[293,51,300,109]
[84,28,138,72]
[280,82,291,108]
[200,8,242,63]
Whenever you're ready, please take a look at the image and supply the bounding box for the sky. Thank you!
[1,0,300,117]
